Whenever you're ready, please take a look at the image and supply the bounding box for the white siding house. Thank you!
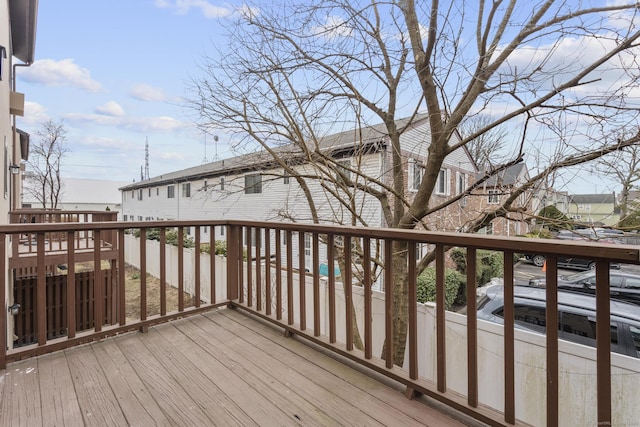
[120,115,478,277]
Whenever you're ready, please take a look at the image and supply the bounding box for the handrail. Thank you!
[2,219,639,263]
[0,219,637,426]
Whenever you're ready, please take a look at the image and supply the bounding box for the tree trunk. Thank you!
[381,239,409,366]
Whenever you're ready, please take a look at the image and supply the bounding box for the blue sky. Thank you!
[14,1,632,195]
[16,0,239,183]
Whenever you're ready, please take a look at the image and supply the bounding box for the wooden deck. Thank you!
[0,309,478,426]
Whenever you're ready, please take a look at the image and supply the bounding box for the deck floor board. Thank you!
[1,309,473,426]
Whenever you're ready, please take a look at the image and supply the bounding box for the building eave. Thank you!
[9,0,38,64]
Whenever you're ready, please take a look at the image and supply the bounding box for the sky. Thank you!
[14,1,632,195]
[16,0,238,184]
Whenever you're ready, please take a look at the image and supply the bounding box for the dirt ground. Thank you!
[124,264,194,320]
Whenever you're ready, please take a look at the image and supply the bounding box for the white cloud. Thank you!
[154,0,234,19]
[63,112,188,133]
[158,151,186,160]
[18,59,103,92]
[129,83,167,102]
[19,101,50,125]
[76,135,131,149]
[95,101,125,117]
[503,34,640,99]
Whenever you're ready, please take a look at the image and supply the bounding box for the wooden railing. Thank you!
[0,219,638,427]
[9,209,119,264]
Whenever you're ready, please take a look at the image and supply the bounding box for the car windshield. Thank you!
[560,271,594,282]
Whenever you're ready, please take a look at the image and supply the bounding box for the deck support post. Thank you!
[404,386,422,400]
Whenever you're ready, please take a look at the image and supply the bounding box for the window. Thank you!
[578,204,592,212]
[167,185,175,198]
[138,216,143,221]
[245,174,262,194]
[156,188,159,196]
[182,183,191,198]
[0,46,5,81]
[408,159,423,191]
[283,170,290,184]
[435,169,449,195]
[203,180,208,191]
[488,189,500,204]
[456,172,466,195]
[630,326,640,357]
[456,172,467,206]
[3,141,7,199]
[304,233,312,271]
[131,190,134,199]
[148,188,151,197]
[138,189,143,201]
[495,304,547,334]
[486,222,493,235]
[625,277,640,289]
[220,177,225,191]
[123,215,128,221]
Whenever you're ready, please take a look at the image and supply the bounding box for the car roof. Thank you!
[531,270,640,281]
[561,271,640,280]
[485,285,640,321]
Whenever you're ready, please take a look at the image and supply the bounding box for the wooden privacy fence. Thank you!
[13,269,116,347]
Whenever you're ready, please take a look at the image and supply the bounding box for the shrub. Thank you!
[524,228,554,239]
[537,205,572,231]
[449,248,505,304]
[200,240,228,256]
[133,227,195,248]
[416,267,464,310]
[165,229,195,248]
[450,248,504,286]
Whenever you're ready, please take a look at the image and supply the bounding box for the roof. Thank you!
[479,163,527,187]
[23,178,129,205]
[569,194,616,204]
[121,114,433,190]
[9,0,38,64]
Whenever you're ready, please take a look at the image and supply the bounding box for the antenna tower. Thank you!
[202,133,208,164]
[212,135,220,161]
[144,137,150,180]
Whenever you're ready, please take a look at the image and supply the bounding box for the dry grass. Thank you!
[124,264,194,320]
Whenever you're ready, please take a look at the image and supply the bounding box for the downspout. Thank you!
[11,62,32,211]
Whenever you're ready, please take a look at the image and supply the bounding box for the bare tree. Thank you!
[25,120,69,209]
[595,144,640,221]
[459,116,509,172]
[189,1,640,365]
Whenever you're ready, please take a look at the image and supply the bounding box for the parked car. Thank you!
[523,253,621,271]
[528,270,640,305]
[476,285,640,358]
[523,232,622,270]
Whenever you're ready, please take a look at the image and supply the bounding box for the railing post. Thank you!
[503,250,515,424]
[67,231,76,339]
[37,232,46,345]
[226,225,240,301]
[195,227,201,308]
[466,247,478,408]
[435,244,446,392]
[94,229,103,332]
[545,256,559,426]
[595,260,612,426]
